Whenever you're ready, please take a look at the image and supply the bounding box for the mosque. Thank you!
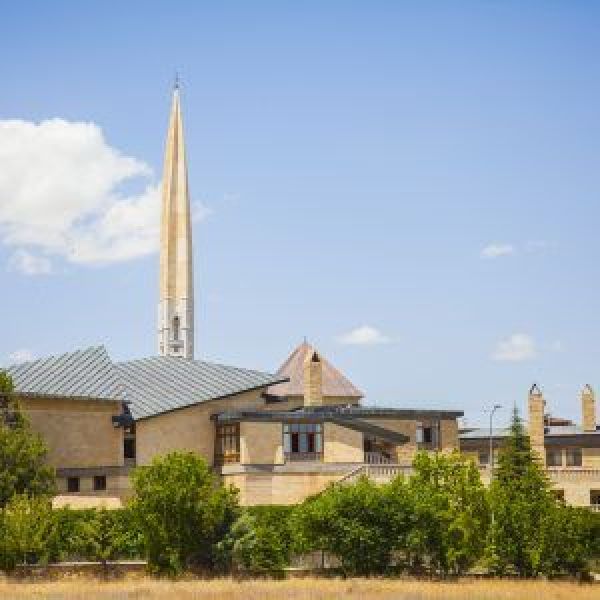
[3,87,600,508]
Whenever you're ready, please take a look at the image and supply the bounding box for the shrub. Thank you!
[130,452,239,575]
[293,476,405,575]
[406,451,489,575]
[0,372,55,508]
[0,494,53,571]
[217,505,294,572]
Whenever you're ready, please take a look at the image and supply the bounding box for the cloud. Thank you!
[480,243,515,259]
[337,325,391,346]
[8,349,34,364]
[0,118,210,271]
[492,333,537,362]
[8,249,52,275]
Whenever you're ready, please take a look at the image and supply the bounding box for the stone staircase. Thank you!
[337,463,412,485]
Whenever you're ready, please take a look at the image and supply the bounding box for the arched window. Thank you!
[173,316,180,341]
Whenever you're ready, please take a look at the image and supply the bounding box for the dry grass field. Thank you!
[0,578,597,600]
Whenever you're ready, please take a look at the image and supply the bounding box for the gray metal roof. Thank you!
[116,356,287,420]
[5,346,124,402]
[460,425,600,440]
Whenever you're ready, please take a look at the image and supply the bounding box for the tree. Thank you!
[406,451,489,575]
[216,505,294,572]
[293,476,407,575]
[0,371,55,508]
[130,452,239,575]
[0,495,53,571]
[485,407,590,577]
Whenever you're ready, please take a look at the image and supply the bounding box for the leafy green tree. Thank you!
[130,452,239,575]
[406,451,489,575]
[484,407,585,577]
[0,371,55,508]
[293,476,406,575]
[216,505,294,572]
[0,494,53,570]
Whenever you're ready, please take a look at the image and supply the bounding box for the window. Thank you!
[173,316,180,341]
[67,477,80,493]
[478,450,490,466]
[124,438,136,460]
[215,423,240,464]
[416,422,439,448]
[283,423,323,461]
[591,490,600,506]
[93,475,107,491]
[566,448,582,467]
[546,449,563,467]
[552,489,565,502]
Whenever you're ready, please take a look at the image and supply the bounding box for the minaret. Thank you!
[157,82,194,359]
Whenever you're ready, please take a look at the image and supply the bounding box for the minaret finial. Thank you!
[174,71,180,90]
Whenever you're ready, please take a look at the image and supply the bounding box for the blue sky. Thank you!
[1,1,599,426]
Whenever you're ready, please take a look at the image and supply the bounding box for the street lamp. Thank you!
[489,404,502,481]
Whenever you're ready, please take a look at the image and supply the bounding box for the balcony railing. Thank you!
[588,504,600,513]
[285,451,323,462]
[364,452,396,464]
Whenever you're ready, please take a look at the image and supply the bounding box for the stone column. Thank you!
[528,384,546,465]
[304,349,323,407]
[582,384,596,432]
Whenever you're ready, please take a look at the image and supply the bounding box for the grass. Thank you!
[0,578,597,600]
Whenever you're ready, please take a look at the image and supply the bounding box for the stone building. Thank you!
[460,384,600,509]
[2,86,598,511]
[4,341,463,507]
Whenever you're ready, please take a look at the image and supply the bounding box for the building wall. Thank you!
[224,471,344,505]
[583,447,600,468]
[20,396,123,469]
[323,423,363,463]
[439,419,459,451]
[240,422,284,465]
[135,388,267,466]
[365,419,417,464]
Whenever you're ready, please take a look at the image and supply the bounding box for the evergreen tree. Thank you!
[0,372,55,508]
[486,406,590,577]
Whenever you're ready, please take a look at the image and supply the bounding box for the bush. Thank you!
[406,451,489,575]
[0,494,53,571]
[130,452,239,575]
[293,476,406,575]
[0,373,56,508]
[217,505,294,572]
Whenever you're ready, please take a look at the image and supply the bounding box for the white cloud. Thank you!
[492,333,537,362]
[480,243,515,259]
[8,349,34,364]
[337,325,391,346]
[8,249,52,275]
[0,118,209,271]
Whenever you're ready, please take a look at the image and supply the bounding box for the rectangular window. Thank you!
[215,423,240,464]
[67,477,80,493]
[93,475,107,491]
[124,438,136,460]
[566,448,582,467]
[283,423,323,461]
[546,449,563,467]
[416,422,439,448]
[478,450,490,465]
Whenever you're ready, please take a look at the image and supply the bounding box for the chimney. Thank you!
[304,349,323,407]
[582,384,596,432]
[528,384,545,463]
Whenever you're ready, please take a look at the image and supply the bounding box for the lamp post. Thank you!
[489,404,502,481]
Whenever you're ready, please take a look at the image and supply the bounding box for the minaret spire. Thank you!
[157,84,194,359]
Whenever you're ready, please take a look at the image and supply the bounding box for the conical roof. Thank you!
[266,342,363,399]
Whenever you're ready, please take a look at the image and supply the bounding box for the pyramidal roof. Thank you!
[267,342,363,399]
